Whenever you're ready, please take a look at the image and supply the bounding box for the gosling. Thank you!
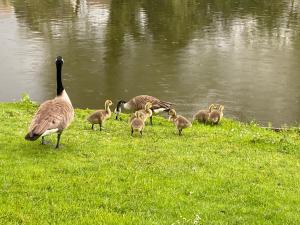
[87,100,113,131]
[208,105,224,125]
[168,109,192,136]
[130,102,153,124]
[130,111,145,136]
[193,104,215,124]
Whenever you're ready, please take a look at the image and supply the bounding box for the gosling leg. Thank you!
[131,128,134,136]
[179,129,182,136]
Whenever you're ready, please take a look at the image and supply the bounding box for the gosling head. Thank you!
[134,111,142,119]
[168,109,177,121]
[115,100,126,119]
[168,109,176,116]
[208,104,215,112]
[105,99,113,107]
[145,102,153,109]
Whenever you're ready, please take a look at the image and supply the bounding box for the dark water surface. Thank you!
[0,0,300,126]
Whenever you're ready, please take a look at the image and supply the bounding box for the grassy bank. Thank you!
[0,98,300,224]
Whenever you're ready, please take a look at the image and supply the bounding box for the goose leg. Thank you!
[41,136,45,145]
[55,132,62,149]
[140,130,143,136]
[150,116,153,126]
[131,128,134,136]
[99,122,102,131]
[92,124,94,130]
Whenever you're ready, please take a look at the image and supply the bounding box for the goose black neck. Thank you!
[56,63,64,96]
[116,100,126,112]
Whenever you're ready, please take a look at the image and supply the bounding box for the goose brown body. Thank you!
[25,56,73,148]
[126,95,172,111]
[115,95,173,125]
[27,94,73,139]
[169,109,192,135]
[129,102,152,123]
[87,100,113,131]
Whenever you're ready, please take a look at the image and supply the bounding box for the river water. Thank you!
[0,0,300,126]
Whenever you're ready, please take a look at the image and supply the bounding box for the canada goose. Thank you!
[87,100,113,131]
[129,102,153,123]
[115,95,173,125]
[25,56,74,148]
[130,111,145,136]
[168,109,192,136]
[208,105,224,125]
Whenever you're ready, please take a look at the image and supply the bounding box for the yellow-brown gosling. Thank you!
[193,104,215,123]
[208,105,224,125]
[87,100,113,131]
[115,95,173,125]
[129,102,153,124]
[130,111,145,136]
[25,56,74,149]
[168,109,192,136]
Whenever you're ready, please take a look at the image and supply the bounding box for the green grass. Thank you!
[0,97,300,224]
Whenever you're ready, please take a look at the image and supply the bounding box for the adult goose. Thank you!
[115,95,173,125]
[25,56,74,148]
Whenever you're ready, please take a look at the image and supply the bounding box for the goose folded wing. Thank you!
[29,100,70,136]
[151,100,173,110]
[131,96,152,109]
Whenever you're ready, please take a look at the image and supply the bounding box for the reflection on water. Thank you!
[0,0,300,126]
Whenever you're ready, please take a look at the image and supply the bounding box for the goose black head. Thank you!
[56,56,64,65]
[115,100,126,119]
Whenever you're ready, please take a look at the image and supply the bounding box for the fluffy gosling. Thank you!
[130,102,153,124]
[193,104,215,123]
[87,100,113,131]
[130,111,145,136]
[208,105,224,125]
[168,109,192,136]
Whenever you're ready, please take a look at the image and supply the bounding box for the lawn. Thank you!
[0,97,299,224]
